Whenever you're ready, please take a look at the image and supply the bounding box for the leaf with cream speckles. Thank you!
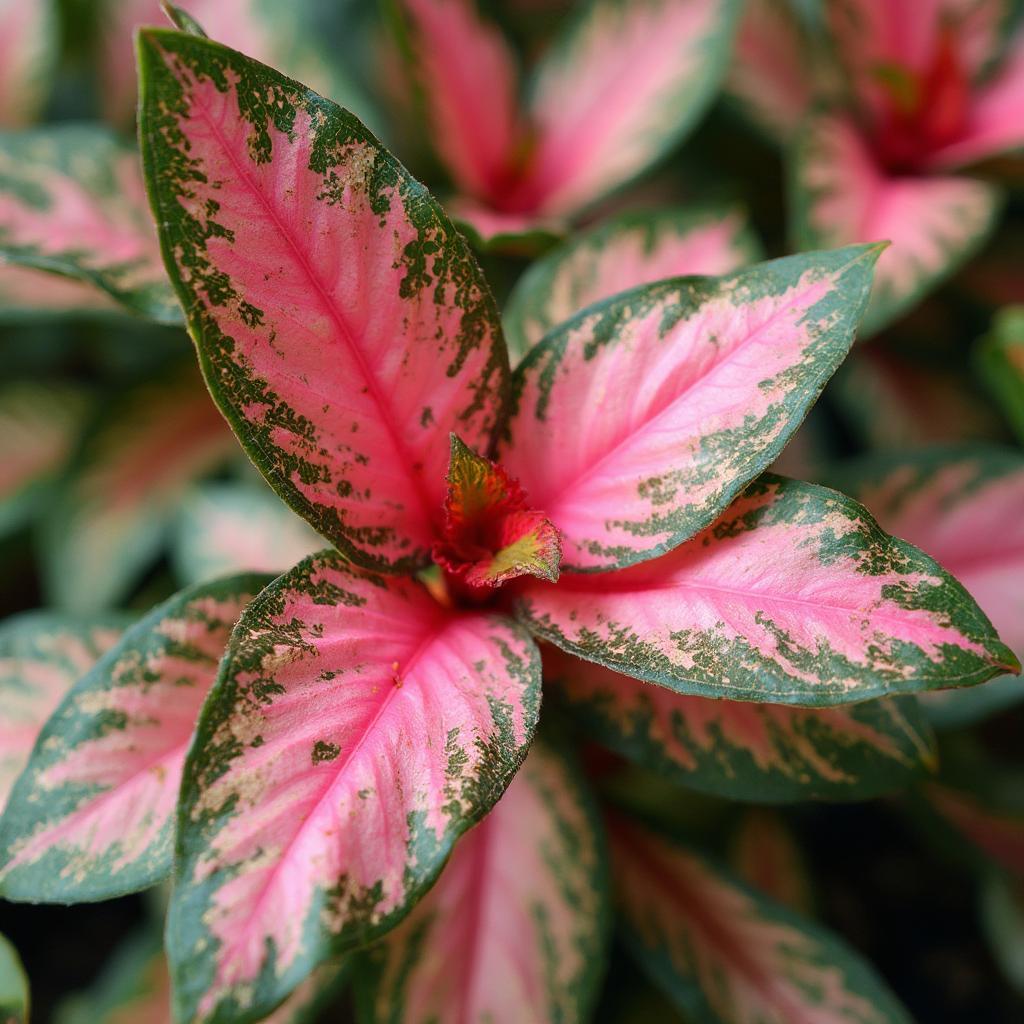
[611,814,914,1024]
[41,360,235,613]
[830,447,1024,726]
[138,28,508,576]
[0,612,125,813]
[357,738,609,1024]
[501,246,881,573]
[0,124,180,323]
[168,550,540,1024]
[0,933,28,1024]
[0,0,56,128]
[503,205,760,362]
[547,650,936,801]
[516,475,1018,706]
[0,574,268,902]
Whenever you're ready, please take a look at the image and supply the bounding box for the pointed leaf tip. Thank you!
[160,3,208,36]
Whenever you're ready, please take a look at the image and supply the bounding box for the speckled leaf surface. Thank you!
[502,247,881,573]
[791,112,1002,335]
[976,306,1024,444]
[0,933,28,1024]
[168,551,540,1024]
[517,0,740,218]
[171,482,322,587]
[832,448,1024,724]
[0,125,180,323]
[0,0,56,128]
[357,739,609,1024]
[0,381,88,538]
[503,205,759,362]
[42,361,235,612]
[138,29,508,575]
[546,651,935,801]
[516,475,1018,706]
[611,815,913,1024]
[0,612,124,813]
[0,575,266,903]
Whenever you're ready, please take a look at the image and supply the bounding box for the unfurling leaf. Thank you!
[434,434,560,587]
[0,575,267,902]
[517,475,1018,706]
[168,551,540,1024]
[547,651,935,801]
[610,814,913,1023]
[502,246,881,572]
[358,739,609,1023]
[138,27,508,575]
[0,612,125,812]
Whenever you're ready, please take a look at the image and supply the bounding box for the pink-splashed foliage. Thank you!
[396,0,740,240]
[610,813,914,1023]
[736,0,1024,332]
[127,24,1018,1024]
[357,739,609,1023]
[0,575,266,902]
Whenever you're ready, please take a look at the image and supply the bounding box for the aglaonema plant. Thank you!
[1,16,1021,1024]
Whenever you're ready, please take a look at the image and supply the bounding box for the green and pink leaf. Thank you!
[168,552,540,1024]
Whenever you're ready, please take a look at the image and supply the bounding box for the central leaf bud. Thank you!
[433,434,561,588]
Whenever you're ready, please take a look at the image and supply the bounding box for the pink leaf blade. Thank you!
[395,0,523,201]
[359,738,610,1024]
[502,246,881,572]
[791,112,1002,335]
[516,475,1018,706]
[547,652,936,801]
[168,551,541,1024]
[610,814,914,1023]
[0,613,125,814]
[503,204,760,362]
[0,125,180,324]
[515,0,740,218]
[138,29,509,574]
[0,575,268,903]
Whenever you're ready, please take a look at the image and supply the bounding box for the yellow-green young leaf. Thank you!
[976,305,1024,444]
[0,381,89,538]
[41,360,235,612]
[0,933,28,1024]
[610,814,914,1024]
[357,739,610,1024]
[0,124,180,323]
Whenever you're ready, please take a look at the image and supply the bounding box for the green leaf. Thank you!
[976,305,1024,445]
[0,124,181,323]
[610,814,914,1024]
[0,933,29,1024]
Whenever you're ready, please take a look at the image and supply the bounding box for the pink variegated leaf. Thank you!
[501,246,880,572]
[977,306,1024,444]
[0,264,124,320]
[510,0,740,218]
[832,447,1024,726]
[102,0,377,131]
[358,738,609,1024]
[0,0,56,128]
[791,111,1002,334]
[546,651,935,800]
[610,814,914,1023]
[0,613,125,813]
[0,125,180,324]
[42,361,235,612]
[726,0,817,142]
[395,0,523,202]
[0,382,89,538]
[168,551,540,1024]
[138,29,508,575]
[0,574,268,902]
[503,205,760,361]
[516,475,1018,706]
[729,809,813,914]
[171,481,323,586]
